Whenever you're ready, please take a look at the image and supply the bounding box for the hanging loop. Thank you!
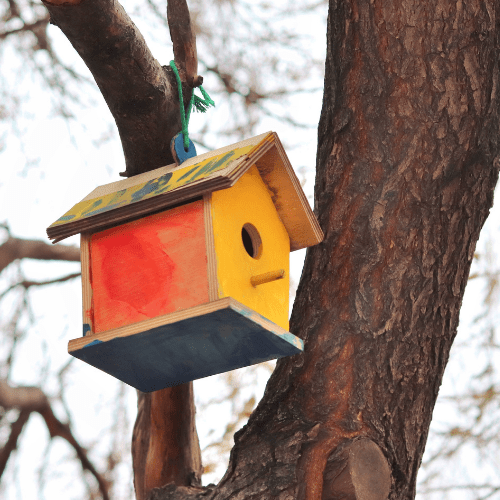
[169,60,215,153]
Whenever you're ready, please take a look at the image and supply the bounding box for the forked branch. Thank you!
[0,380,110,499]
[41,0,201,176]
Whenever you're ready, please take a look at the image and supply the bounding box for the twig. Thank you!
[0,272,81,300]
[0,16,50,40]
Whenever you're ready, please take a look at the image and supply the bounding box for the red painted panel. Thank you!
[90,200,209,332]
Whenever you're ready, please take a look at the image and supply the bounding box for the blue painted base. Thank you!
[70,302,303,392]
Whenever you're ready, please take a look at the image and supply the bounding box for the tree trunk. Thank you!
[149,0,500,499]
[188,1,499,499]
[43,0,500,498]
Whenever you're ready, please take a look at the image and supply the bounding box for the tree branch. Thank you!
[0,237,80,274]
[0,380,110,499]
[167,0,202,88]
[133,384,202,500]
[0,409,31,478]
[0,16,50,40]
[0,272,81,300]
[40,0,192,176]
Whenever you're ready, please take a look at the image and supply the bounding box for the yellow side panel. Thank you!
[211,165,290,330]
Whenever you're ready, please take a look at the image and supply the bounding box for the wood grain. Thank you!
[80,233,94,336]
[203,194,218,301]
[255,136,324,251]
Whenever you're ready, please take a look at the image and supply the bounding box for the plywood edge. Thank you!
[48,133,276,243]
[217,138,276,193]
[69,297,234,351]
[80,232,94,336]
[48,177,235,242]
[273,134,324,248]
[68,297,303,352]
[80,132,274,201]
[257,135,324,251]
[226,300,304,351]
[203,194,219,301]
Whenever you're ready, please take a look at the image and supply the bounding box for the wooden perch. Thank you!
[250,269,285,287]
[42,0,200,177]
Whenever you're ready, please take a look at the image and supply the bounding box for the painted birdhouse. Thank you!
[47,131,323,392]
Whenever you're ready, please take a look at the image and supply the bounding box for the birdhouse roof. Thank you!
[47,131,323,251]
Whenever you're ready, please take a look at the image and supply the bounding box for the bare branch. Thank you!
[0,380,110,499]
[0,16,50,41]
[167,0,202,87]
[41,0,184,176]
[0,237,80,274]
[0,272,81,300]
[0,409,31,479]
[0,380,49,412]
[4,0,21,20]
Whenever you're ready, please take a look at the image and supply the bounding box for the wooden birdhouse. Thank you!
[47,132,323,392]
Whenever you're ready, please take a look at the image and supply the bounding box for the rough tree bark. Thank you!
[40,0,500,499]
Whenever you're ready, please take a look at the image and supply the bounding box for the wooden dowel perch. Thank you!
[251,269,286,287]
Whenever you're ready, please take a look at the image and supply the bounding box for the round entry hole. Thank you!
[242,223,262,259]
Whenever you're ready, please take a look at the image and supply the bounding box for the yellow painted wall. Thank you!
[211,165,290,330]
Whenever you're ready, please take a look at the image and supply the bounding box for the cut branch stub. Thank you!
[322,439,392,500]
[167,0,202,88]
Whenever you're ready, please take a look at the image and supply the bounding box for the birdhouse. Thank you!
[47,131,323,392]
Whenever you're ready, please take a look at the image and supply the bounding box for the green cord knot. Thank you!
[170,60,215,151]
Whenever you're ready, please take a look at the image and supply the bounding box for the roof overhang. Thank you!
[47,132,323,251]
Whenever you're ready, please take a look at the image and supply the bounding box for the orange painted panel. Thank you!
[90,200,209,333]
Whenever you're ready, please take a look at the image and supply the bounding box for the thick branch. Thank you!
[0,237,80,274]
[41,0,183,176]
[133,384,202,500]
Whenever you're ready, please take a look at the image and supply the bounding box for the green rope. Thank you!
[170,60,215,151]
